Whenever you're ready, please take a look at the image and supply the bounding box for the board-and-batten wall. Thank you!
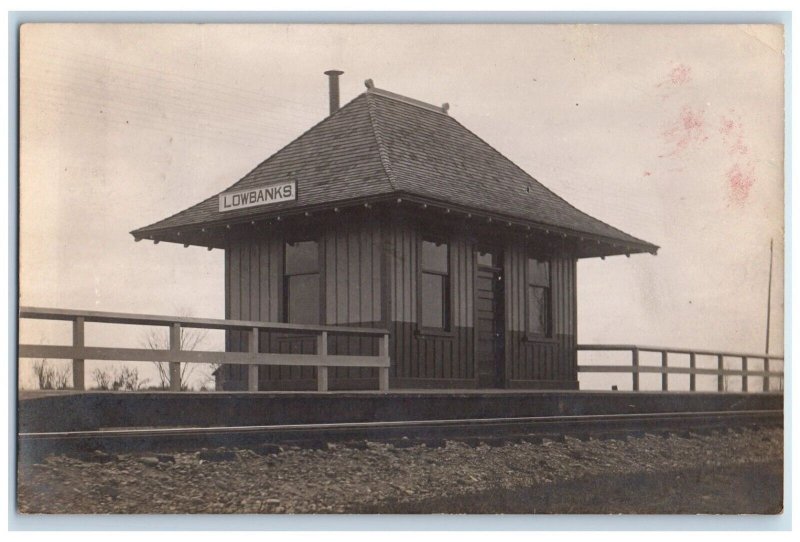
[224,217,383,389]
[386,219,475,384]
[503,242,577,386]
[223,215,577,389]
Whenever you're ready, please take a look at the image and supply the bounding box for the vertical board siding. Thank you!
[335,228,348,325]
[322,218,383,381]
[321,221,382,325]
[387,219,474,381]
[226,241,243,383]
[224,217,385,389]
[319,218,385,325]
[503,239,577,383]
[388,218,416,379]
[224,215,576,389]
[389,219,417,323]
[359,229,372,324]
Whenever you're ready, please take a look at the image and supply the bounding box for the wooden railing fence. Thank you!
[577,344,784,392]
[18,307,390,392]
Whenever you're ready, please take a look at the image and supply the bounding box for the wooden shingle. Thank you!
[133,87,657,255]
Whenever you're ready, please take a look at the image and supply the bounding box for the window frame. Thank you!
[282,236,324,326]
[524,255,553,342]
[416,235,453,336]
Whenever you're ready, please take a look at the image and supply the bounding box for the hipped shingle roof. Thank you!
[133,88,657,255]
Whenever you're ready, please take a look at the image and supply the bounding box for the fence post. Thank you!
[169,323,181,391]
[378,333,390,392]
[717,354,724,392]
[763,357,770,392]
[689,352,696,392]
[248,327,259,392]
[661,351,668,391]
[317,331,328,392]
[741,356,748,392]
[631,347,639,392]
[72,317,85,390]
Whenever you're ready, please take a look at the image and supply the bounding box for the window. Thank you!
[283,240,320,325]
[420,238,450,330]
[526,257,550,337]
[476,249,495,267]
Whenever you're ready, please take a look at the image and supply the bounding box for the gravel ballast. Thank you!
[17,427,783,514]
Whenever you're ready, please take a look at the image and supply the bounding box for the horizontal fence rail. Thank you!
[19,306,390,392]
[577,344,784,393]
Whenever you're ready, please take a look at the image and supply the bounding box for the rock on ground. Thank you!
[16,427,783,514]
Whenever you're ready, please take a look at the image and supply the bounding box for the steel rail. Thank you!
[18,409,780,439]
[18,409,783,460]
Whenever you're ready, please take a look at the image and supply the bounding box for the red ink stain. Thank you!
[656,64,692,100]
[660,106,708,157]
[727,163,756,205]
[668,64,692,86]
[719,112,749,156]
[643,171,651,177]
[719,117,736,136]
[716,111,758,204]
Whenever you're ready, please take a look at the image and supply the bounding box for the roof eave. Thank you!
[132,191,659,257]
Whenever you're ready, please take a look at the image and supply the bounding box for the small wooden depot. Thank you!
[133,71,658,391]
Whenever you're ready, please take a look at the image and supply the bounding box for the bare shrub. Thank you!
[32,359,71,390]
[91,366,149,391]
[141,324,209,391]
[112,366,149,391]
[92,368,113,390]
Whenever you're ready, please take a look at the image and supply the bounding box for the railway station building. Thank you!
[133,72,658,391]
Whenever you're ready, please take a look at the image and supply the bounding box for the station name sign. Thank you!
[218,180,296,212]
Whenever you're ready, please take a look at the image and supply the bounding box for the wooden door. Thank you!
[475,248,505,388]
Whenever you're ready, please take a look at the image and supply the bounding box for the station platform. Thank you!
[18,389,784,433]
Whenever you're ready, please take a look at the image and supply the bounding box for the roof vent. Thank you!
[364,78,375,89]
[324,69,344,115]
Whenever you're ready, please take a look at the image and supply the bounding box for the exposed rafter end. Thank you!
[183,243,189,248]
[207,246,213,251]
[153,240,160,245]
[134,237,142,242]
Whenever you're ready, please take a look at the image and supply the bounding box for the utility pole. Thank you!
[766,238,773,355]
[764,238,776,392]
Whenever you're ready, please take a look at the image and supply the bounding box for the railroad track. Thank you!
[18,409,781,461]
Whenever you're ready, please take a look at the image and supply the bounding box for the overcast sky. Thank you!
[18,24,784,390]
